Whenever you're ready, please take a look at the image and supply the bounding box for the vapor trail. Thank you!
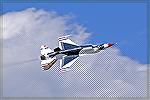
[3,58,39,68]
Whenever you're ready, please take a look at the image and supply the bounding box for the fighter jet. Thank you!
[40,35,116,72]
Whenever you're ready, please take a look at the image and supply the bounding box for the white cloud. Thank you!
[2,8,147,97]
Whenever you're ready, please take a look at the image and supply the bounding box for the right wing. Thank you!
[58,35,79,50]
[59,55,79,72]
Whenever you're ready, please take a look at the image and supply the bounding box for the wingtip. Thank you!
[59,69,66,73]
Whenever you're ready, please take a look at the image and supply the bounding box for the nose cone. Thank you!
[108,43,113,47]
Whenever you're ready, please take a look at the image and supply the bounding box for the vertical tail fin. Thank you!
[40,45,57,70]
[40,45,53,56]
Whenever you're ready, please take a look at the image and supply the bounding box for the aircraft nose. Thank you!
[108,43,113,47]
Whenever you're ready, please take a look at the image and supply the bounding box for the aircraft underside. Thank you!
[40,35,115,72]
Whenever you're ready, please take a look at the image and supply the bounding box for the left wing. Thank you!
[59,55,79,72]
[58,35,79,50]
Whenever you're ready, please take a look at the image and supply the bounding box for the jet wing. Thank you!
[59,55,79,72]
[58,35,79,50]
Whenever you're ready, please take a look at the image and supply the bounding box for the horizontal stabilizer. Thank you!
[41,57,57,70]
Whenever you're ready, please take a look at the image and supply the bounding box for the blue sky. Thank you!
[3,3,147,64]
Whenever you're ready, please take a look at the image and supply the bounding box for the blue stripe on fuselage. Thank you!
[80,45,92,48]
[61,48,81,56]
